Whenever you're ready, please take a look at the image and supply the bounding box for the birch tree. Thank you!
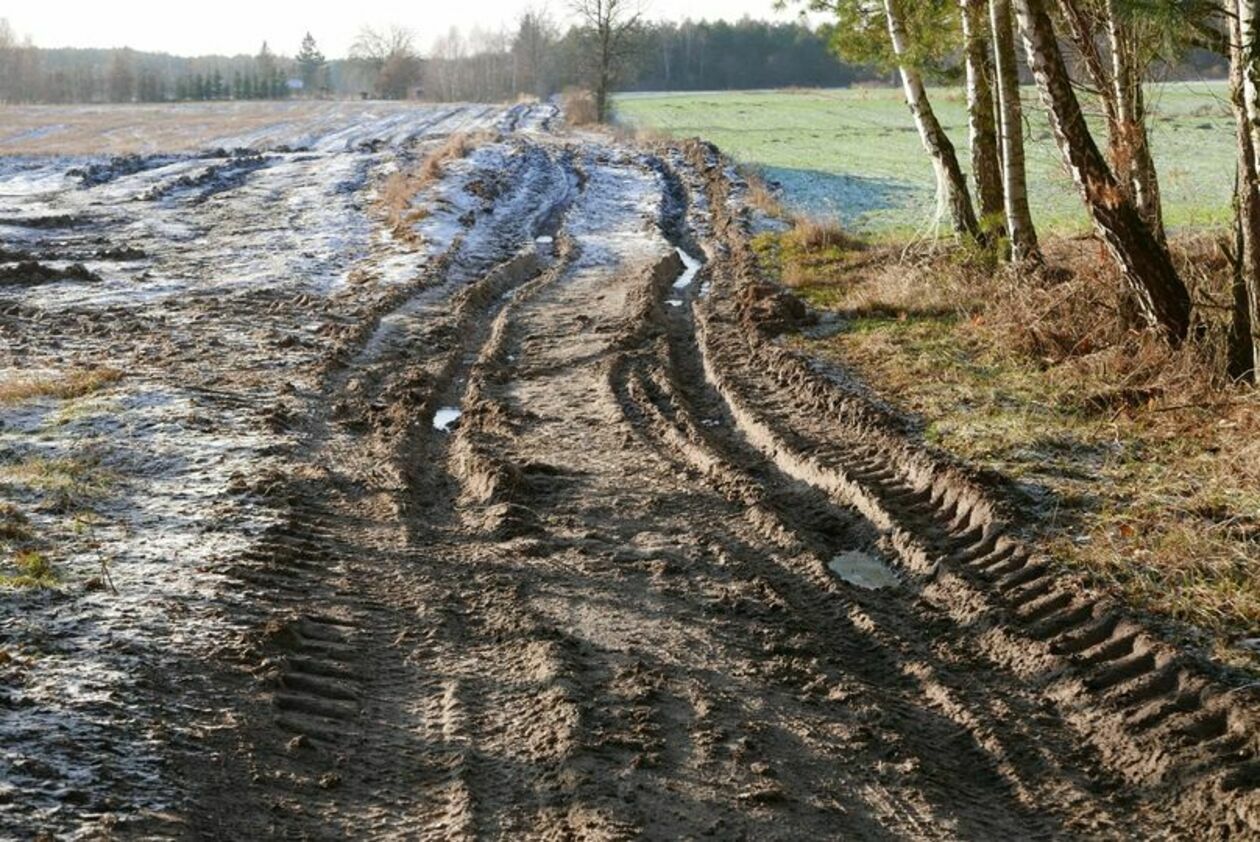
[790,0,981,241]
[1104,0,1165,240]
[962,0,1004,232]
[1015,0,1192,341]
[1056,0,1166,242]
[883,0,982,240]
[1233,0,1260,379]
[990,0,1040,261]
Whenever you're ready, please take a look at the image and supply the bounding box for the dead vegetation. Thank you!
[1,549,57,589]
[759,221,1260,666]
[741,167,785,218]
[0,502,54,589]
[0,454,113,515]
[379,130,494,240]
[562,88,599,127]
[0,367,122,405]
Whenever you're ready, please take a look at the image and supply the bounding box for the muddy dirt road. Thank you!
[0,103,1256,839]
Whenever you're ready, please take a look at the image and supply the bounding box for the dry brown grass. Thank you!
[0,367,122,406]
[741,167,784,218]
[0,502,31,544]
[379,131,493,239]
[766,229,1260,668]
[562,88,599,127]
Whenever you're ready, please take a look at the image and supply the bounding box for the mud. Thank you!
[0,260,100,286]
[0,104,1255,840]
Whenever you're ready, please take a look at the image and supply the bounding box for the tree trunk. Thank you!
[1234,0,1260,379]
[882,0,982,241]
[962,0,1005,232]
[1014,0,1191,342]
[990,0,1041,262]
[1104,0,1166,243]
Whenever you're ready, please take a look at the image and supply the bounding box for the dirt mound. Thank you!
[735,280,813,334]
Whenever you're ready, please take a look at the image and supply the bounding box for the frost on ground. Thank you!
[0,102,541,836]
[1,100,1255,840]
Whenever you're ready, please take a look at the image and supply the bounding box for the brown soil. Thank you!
[3,112,1255,839]
[170,138,1257,838]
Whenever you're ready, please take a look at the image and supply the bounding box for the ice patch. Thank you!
[827,550,899,590]
[433,407,462,432]
[672,247,703,289]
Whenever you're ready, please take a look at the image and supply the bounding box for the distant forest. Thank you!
[0,18,879,105]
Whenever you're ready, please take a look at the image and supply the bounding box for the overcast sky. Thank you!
[4,1,809,57]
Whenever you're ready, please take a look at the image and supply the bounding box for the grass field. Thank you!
[616,83,1236,234]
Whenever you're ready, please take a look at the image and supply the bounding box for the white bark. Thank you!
[990,0,1039,261]
[882,0,981,239]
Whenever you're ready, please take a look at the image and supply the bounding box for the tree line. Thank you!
[0,16,873,106]
[787,0,1257,382]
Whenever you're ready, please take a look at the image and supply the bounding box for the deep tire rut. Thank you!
[165,129,1258,840]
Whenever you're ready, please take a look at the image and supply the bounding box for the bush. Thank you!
[562,88,598,127]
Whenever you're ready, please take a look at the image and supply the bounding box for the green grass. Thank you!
[616,83,1236,234]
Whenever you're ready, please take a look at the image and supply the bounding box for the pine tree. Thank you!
[297,32,326,95]
[256,41,276,99]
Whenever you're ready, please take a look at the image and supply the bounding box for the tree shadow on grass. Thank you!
[758,166,924,226]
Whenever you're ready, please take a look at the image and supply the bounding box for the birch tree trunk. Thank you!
[989,0,1040,262]
[962,0,1004,232]
[1234,0,1260,379]
[882,0,982,241]
[1104,0,1166,243]
[1014,0,1191,342]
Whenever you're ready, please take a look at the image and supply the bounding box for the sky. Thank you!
[2,1,809,57]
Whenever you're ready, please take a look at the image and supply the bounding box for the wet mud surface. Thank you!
[0,104,1256,839]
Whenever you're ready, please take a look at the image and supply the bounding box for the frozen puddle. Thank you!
[433,406,462,432]
[828,550,899,590]
[672,247,704,289]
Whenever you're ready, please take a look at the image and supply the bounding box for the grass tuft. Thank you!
[0,367,123,406]
[0,455,113,514]
[379,131,494,241]
[0,502,32,544]
[0,549,57,589]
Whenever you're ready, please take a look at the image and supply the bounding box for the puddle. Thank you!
[827,550,899,590]
[433,406,462,432]
[672,246,703,289]
[667,299,684,307]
